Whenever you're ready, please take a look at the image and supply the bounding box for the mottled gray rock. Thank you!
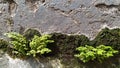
[0,0,120,68]
[0,0,120,39]
[0,0,120,37]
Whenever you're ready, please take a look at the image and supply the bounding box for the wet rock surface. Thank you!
[0,0,120,39]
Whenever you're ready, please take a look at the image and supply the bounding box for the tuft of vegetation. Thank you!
[27,35,54,57]
[74,45,118,63]
[96,45,118,62]
[50,33,90,56]
[4,32,53,58]
[49,33,90,66]
[91,28,120,50]
[4,32,28,56]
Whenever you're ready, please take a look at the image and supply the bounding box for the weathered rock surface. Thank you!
[0,0,120,39]
[0,0,120,68]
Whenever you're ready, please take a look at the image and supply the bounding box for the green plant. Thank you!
[74,45,96,63]
[96,45,118,62]
[4,32,28,56]
[74,45,118,63]
[27,35,54,57]
[5,32,54,57]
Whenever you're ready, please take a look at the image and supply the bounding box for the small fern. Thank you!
[75,45,118,63]
[96,45,118,62]
[27,35,54,57]
[4,32,28,56]
[5,32,54,57]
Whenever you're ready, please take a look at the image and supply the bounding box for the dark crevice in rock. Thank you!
[95,3,119,8]
[2,0,15,4]
[95,3,120,16]
[25,0,45,4]
[26,0,40,3]
[40,0,45,3]
[49,6,73,15]
[95,3,120,11]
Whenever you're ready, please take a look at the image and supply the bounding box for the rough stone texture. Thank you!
[0,0,120,39]
[0,0,120,68]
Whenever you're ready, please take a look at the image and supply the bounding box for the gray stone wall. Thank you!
[0,0,120,39]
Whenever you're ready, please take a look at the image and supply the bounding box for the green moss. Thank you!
[23,29,41,41]
[75,35,90,46]
[47,33,90,66]
[49,33,90,57]
[91,28,120,50]
[0,39,8,51]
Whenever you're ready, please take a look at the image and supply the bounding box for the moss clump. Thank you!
[0,39,8,51]
[49,33,90,57]
[75,35,90,46]
[91,28,120,50]
[48,33,90,66]
[23,29,41,41]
